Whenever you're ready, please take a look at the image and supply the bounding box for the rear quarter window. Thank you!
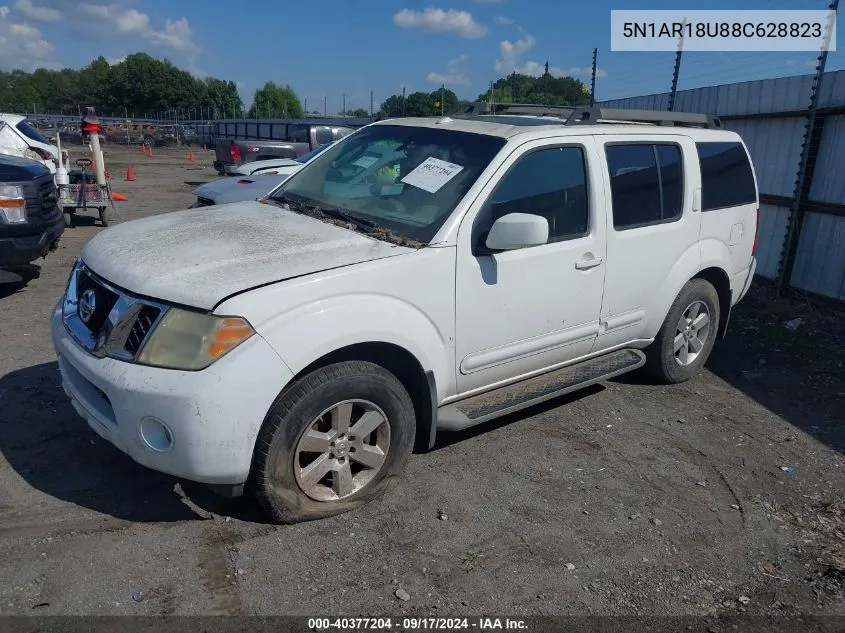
[696,142,757,211]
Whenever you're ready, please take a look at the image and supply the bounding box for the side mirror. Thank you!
[485,213,549,251]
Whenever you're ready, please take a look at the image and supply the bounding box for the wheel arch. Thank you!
[693,266,731,340]
[280,342,437,453]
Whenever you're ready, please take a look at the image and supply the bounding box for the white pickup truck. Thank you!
[52,105,758,523]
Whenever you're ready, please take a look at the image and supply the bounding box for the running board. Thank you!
[437,349,645,431]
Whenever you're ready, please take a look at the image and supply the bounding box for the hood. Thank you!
[80,201,414,310]
[193,175,287,204]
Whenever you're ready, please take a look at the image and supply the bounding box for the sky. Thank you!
[0,0,841,112]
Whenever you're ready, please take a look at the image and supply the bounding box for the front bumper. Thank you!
[0,220,63,267]
[51,303,294,485]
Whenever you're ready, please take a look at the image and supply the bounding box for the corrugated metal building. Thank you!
[599,70,845,300]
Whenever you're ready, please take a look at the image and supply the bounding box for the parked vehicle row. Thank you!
[191,143,336,207]
[51,105,759,524]
[213,123,354,175]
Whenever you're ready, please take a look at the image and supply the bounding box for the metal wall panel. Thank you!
[818,70,845,109]
[755,204,790,279]
[790,211,845,300]
[809,115,845,205]
[722,118,805,198]
[598,70,845,116]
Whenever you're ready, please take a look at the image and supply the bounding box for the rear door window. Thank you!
[605,143,684,230]
[696,142,756,211]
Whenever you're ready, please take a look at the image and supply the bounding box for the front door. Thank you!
[455,137,607,395]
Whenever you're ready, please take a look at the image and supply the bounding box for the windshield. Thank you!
[271,124,506,244]
[17,120,49,145]
[295,142,333,164]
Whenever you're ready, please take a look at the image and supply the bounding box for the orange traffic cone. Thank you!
[111,192,128,202]
[188,150,195,162]
[148,146,153,158]
[126,165,136,181]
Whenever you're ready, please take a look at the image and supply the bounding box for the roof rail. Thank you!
[451,101,576,119]
[564,107,722,129]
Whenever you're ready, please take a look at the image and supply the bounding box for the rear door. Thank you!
[594,134,701,350]
[696,140,758,279]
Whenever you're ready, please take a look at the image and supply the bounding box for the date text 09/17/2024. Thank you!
[307,617,529,630]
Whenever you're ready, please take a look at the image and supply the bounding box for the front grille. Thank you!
[63,261,169,362]
[76,270,119,334]
[39,180,57,213]
[124,305,161,356]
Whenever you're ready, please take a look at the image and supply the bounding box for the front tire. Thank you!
[251,361,416,524]
[645,278,720,384]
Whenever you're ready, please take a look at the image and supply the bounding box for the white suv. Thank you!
[51,105,759,523]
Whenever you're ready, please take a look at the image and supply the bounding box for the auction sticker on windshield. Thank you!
[401,157,464,193]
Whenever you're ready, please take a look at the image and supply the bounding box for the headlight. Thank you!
[0,185,27,224]
[137,308,255,370]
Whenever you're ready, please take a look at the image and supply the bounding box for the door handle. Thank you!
[575,257,603,270]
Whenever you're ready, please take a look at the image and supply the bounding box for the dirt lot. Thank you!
[0,146,843,623]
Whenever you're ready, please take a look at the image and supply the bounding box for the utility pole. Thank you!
[778,0,838,294]
[342,93,346,115]
[441,84,445,116]
[488,80,494,105]
[668,19,686,111]
[402,86,406,116]
[590,48,598,107]
[304,97,308,113]
[324,95,327,116]
[370,91,374,116]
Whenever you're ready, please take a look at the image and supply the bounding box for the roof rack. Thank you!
[451,101,576,119]
[565,107,722,129]
[449,101,722,129]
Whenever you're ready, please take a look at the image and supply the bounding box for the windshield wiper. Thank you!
[271,193,377,232]
[268,193,425,249]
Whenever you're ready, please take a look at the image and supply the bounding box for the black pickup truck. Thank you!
[0,154,63,281]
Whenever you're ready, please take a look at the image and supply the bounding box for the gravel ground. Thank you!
[0,146,843,621]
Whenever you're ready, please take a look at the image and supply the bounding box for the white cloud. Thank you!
[494,32,536,74]
[494,15,512,25]
[116,8,148,33]
[106,55,126,65]
[14,0,59,21]
[1,1,204,72]
[393,7,488,39]
[494,32,606,79]
[427,54,471,85]
[0,13,55,70]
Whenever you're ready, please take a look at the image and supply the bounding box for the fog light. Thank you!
[139,416,174,452]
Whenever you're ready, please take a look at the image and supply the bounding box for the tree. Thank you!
[0,52,244,118]
[248,81,303,119]
[476,71,591,106]
[379,88,458,118]
[346,108,370,117]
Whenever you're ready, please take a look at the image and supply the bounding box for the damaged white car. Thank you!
[52,106,758,523]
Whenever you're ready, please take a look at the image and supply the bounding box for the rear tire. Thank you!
[62,209,74,228]
[251,361,416,524]
[645,278,720,384]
